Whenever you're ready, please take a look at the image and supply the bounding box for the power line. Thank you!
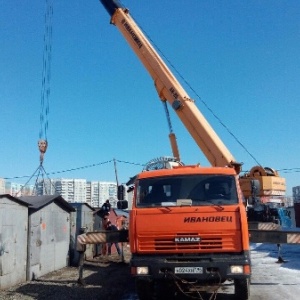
[4,159,300,181]
[279,168,300,173]
[3,159,145,181]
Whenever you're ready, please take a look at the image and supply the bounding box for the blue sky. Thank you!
[1,0,300,195]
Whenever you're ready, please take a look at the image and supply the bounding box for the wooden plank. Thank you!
[77,230,129,249]
[249,229,300,244]
[248,222,281,231]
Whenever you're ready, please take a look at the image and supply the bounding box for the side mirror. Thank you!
[117,185,125,200]
[117,200,128,209]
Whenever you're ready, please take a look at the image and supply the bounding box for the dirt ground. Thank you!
[0,245,136,300]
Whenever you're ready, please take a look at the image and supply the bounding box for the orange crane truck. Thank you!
[99,1,251,298]
[129,158,251,299]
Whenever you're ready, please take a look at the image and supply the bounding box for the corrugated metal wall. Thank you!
[93,211,103,256]
[69,203,94,266]
[70,210,77,266]
[0,196,28,290]
[1,196,105,288]
[27,202,71,280]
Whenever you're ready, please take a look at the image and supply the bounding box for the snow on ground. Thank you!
[250,243,300,299]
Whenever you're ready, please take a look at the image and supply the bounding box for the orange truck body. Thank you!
[129,165,251,298]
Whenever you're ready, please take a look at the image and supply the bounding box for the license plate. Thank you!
[174,267,203,274]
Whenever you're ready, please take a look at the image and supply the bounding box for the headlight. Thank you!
[230,265,243,274]
[136,267,149,275]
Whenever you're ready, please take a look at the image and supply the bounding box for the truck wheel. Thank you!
[136,279,152,300]
[152,280,177,300]
[234,278,250,300]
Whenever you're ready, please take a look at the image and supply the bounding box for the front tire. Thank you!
[136,279,177,300]
[136,279,152,300]
[234,278,250,300]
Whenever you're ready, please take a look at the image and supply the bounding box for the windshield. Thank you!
[136,174,238,207]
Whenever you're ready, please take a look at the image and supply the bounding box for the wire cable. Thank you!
[39,0,53,141]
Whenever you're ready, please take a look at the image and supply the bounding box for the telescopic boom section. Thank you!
[99,0,241,172]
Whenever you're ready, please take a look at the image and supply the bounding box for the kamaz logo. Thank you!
[175,237,201,243]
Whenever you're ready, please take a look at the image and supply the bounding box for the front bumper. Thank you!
[131,252,251,282]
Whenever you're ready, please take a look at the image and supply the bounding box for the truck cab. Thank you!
[129,163,251,299]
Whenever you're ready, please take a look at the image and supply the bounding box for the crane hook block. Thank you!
[38,139,48,163]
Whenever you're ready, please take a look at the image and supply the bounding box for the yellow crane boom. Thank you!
[99,0,285,198]
[100,0,241,172]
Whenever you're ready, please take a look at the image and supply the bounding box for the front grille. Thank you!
[137,232,241,253]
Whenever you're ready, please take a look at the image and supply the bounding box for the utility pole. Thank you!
[113,158,119,187]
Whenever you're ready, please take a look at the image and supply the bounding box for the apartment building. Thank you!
[1,177,126,208]
[87,181,118,208]
[0,178,5,194]
[35,178,118,207]
[4,181,34,196]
